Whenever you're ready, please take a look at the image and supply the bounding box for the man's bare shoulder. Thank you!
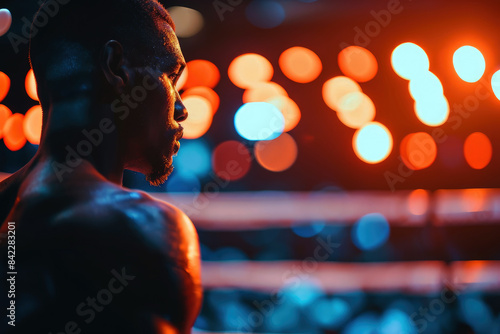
[54,182,197,250]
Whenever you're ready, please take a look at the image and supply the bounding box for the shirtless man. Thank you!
[0,1,202,333]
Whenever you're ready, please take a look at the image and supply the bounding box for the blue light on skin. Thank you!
[351,213,390,251]
[234,102,285,141]
[245,0,286,29]
[174,139,211,178]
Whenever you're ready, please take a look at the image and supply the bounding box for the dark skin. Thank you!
[0,15,201,334]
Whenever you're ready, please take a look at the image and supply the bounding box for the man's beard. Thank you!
[146,154,174,187]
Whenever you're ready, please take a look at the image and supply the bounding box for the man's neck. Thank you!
[38,100,125,185]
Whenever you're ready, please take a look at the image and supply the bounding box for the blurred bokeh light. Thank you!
[0,71,10,102]
[182,86,220,115]
[453,45,486,83]
[3,113,26,151]
[234,102,285,141]
[414,95,449,126]
[183,60,220,89]
[174,139,211,178]
[353,122,393,164]
[176,67,188,91]
[352,213,390,251]
[0,104,12,139]
[337,92,376,129]
[0,8,12,37]
[464,132,492,169]
[23,105,42,145]
[245,0,286,29]
[391,42,430,80]
[338,46,378,82]
[25,69,39,101]
[279,46,322,83]
[182,96,213,139]
[265,95,301,132]
[491,69,500,100]
[167,6,204,38]
[166,170,201,194]
[228,53,274,89]
[212,140,251,181]
[323,76,362,112]
[254,133,298,172]
[407,189,429,216]
[408,71,444,101]
[242,81,288,104]
[400,132,437,170]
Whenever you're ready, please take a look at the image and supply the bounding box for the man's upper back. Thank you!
[0,160,202,333]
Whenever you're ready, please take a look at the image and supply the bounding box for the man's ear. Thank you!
[100,40,130,93]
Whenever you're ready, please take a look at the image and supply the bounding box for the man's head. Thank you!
[30,0,188,186]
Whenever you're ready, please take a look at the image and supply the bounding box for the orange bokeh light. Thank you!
[336,92,376,129]
[0,104,12,139]
[464,132,492,170]
[407,189,429,216]
[25,69,39,101]
[183,60,220,89]
[243,82,288,104]
[182,86,220,114]
[322,76,362,112]
[265,96,301,132]
[255,133,298,172]
[3,113,26,151]
[212,140,251,181]
[228,53,274,89]
[176,67,188,91]
[0,71,10,102]
[400,132,437,170]
[24,105,43,145]
[462,188,488,212]
[182,96,213,139]
[338,46,378,82]
[279,46,322,83]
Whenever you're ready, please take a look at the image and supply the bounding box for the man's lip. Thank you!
[176,127,184,141]
[173,141,180,154]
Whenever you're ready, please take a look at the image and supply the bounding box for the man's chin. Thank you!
[146,157,174,187]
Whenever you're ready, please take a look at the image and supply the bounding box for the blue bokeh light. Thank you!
[291,220,325,238]
[459,296,494,332]
[379,308,417,334]
[166,170,201,194]
[351,213,390,251]
[175,139,211,177]
[266,302,300,332]
[310,297,351,328]
[213,247,248,261]
[234,102,285,141]
[343,312,379,334]
[245,0,286,29]
[279,281,324,307]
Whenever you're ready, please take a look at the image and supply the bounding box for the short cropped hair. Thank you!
[30,0,175,81]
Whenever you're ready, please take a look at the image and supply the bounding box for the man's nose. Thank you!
[174,96,188,122]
